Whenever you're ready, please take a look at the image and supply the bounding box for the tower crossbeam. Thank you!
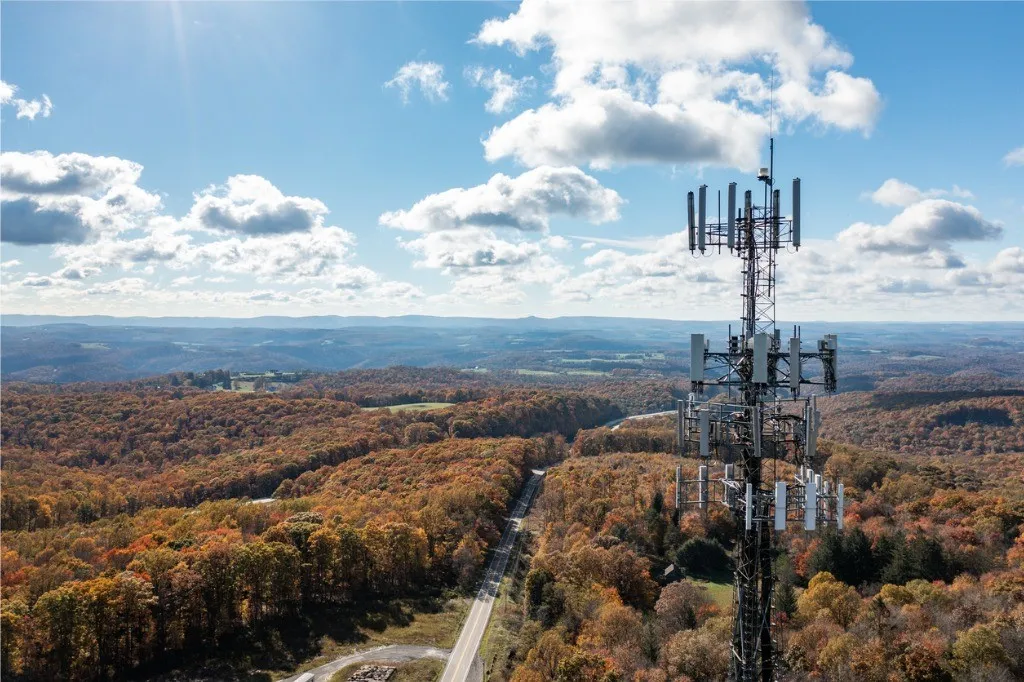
[678,141,841,682]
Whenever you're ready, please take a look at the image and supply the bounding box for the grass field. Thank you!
[615,352,665,360]
[226,381,289,393]
[361,402,454,413]
[328,659,443,682]
[479,566,529,682]
[263,596,469,680]
[693,579,734,609]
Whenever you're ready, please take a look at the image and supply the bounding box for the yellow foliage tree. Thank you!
[879,583,915,608]
[797,571,862,627]
[951,624,1010,672]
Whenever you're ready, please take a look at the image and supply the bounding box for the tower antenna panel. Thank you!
[676,140,841,682]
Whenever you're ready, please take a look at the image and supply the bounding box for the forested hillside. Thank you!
[0,378,618,680]
[493,392,1024,681]
[0,386,619,532]
[2,371,1022,681]
[821,377,1024,456]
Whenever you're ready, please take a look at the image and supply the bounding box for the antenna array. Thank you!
[678,140,841,682]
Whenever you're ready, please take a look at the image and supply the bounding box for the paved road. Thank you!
[278,644,449,682]
[438,469,545,682]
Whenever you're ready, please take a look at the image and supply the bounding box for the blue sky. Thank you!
[1,1,1022,320]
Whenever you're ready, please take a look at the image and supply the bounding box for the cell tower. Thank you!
[677,139,842,682]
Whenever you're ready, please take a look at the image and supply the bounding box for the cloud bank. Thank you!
[473,0,882,170]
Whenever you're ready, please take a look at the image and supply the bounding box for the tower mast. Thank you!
[680,140,841,681]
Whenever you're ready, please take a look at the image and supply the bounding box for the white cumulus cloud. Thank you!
[992,247,1024,273]
[838,199,1002,255]
[188,175,329,236]
[0,80,53,120]
[1004,146,1024,167]
[482,85,769,170]
[474,1,881,170]
[379,166,622,233]
[864,178,974,207]
[465,66,533,113]
[385,61,450,104]
[53,228,192,275]
[865,179,944,207]
[401,227,543,271]
[382,166,620,305]
[1,151,161,245]
[189,226,372,283]
[1,151,145,198]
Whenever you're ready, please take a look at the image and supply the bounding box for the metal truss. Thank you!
[679,143,841,682]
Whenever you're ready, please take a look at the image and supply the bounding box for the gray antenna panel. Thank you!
[690,333,705,382]
[806,408,817,460]
[745,483,754,530]
[752,405,761,458]
[699,410,710,459]
[753,333,769,383]
[727,182,737,250]
[774,481,787,531]
[772,188,781,247]
[698,185,707,253]
[676,400,685,455]
[792,178,801,248]
[687,191,696,251]
[804,480,817,530]
[837,483,845,530]
[789,337,801,391]
[698,465,708,510]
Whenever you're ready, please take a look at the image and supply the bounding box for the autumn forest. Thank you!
[1,368,1022,681]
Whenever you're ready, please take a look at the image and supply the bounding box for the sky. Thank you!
[1,0,1022,322]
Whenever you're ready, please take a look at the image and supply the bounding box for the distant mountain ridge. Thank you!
[4,313,1018,330]
[2,313,703,330]
[2,316,1022,385]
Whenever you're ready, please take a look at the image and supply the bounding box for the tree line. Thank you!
[2,436,563,680]
[2,388,617,531]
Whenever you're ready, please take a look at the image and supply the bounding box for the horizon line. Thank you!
[3,313,1022,325]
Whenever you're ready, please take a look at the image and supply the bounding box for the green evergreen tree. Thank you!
[808,526,843,578]
[840,527,875,586]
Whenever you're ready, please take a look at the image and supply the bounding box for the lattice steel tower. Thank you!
[677,139,842,682]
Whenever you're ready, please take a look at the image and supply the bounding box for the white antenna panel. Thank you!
[775,481,787,531]
[804,480,817,531]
